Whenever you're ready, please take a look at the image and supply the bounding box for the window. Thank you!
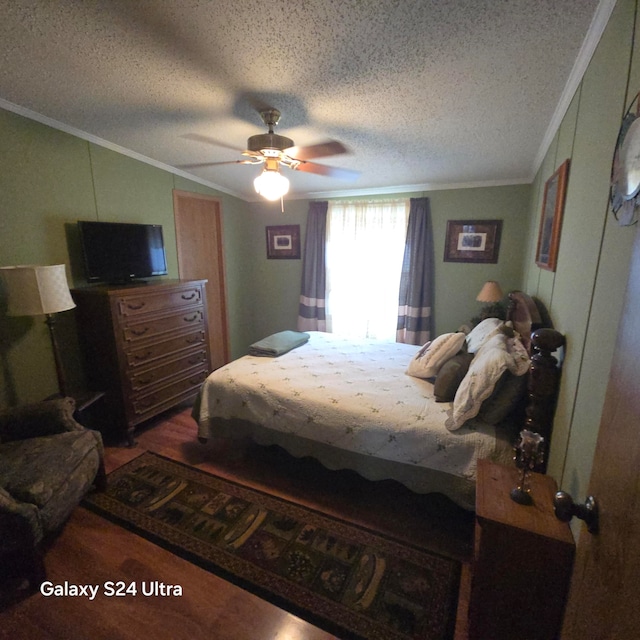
[325,199,409,340]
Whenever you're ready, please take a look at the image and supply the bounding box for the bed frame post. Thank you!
[525,328,565,472]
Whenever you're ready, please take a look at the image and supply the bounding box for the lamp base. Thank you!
[45,313,69,397]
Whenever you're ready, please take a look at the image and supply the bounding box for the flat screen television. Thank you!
[78,220,168,284]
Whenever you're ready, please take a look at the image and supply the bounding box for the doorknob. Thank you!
[553,491,599,534]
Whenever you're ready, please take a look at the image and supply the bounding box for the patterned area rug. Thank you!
[84,452,460,640]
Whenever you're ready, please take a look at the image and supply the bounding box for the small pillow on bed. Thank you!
[477,370,528,424]
[465,317,504,353]
[433,352,475,402]
[447,332,530,431]
[406,332,466,379]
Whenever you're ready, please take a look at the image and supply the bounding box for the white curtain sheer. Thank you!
[326,199,409,340]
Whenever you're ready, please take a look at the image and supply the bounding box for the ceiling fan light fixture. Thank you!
[254,168,290,201]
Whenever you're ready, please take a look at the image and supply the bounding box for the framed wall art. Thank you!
[266,224,301,259]
[444,219,503,263]
[535,159,570,271]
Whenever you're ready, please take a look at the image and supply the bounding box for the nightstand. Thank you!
[468,459,575,640]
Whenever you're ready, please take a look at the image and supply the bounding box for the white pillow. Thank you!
[465,317,504,353]
[446,332,529,431]
[406,332,466,379]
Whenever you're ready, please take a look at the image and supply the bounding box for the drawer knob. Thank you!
[183,313,199,323]
[181,292,197,300]
[130,327,150,336]
[554,491,599,534]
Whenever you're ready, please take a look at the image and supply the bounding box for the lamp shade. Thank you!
[0,264,76,316]
[476,280,504,303]
[254,169,290,201]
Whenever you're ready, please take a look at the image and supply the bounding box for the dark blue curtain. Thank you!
[297,201,328,331]
[397,197,434,344]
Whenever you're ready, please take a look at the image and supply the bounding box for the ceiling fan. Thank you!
[180,108,359,200]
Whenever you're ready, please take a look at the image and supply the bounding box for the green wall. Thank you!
[0,108,253,407]
[428,185,530,334]
[522,0,638,534]
[248,185,532,341]
[245,198,311,343]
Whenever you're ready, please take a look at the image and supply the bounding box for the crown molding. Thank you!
[297,177,530,201]
[532,0,617,176]
[0,97,245,200]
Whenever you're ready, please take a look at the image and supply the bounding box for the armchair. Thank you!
[0,397,105,592]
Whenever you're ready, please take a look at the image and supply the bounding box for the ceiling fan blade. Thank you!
[286,140,349,160]
[294,161,360,181]
[176,159,257,169]
[181,133,244,153]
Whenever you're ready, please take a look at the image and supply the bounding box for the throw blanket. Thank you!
[248,330,310,357]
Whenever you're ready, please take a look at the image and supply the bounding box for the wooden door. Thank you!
[173,190,230,370]
[561,223,640,639]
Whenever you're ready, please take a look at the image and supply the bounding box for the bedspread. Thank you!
[197,332,512,507]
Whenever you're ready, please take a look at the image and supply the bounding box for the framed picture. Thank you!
[444,219,503,263]
[536,159,570,271]
[266,224,301,259]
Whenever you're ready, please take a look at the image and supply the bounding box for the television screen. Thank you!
[78,220,168,283]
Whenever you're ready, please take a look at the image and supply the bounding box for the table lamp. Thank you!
[476,280,504,304]
[475,280,505,322]
[0,264,76,396]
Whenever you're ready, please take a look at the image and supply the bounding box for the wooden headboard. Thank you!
[507,291,565,472]
[507,290,543,351]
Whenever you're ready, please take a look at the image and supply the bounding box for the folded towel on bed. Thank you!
[248,330,310,357]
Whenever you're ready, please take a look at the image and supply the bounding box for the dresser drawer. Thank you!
[72,280,212,445]
[126,330,206,368]
[131,368,208,418]
[122,308,204,343]
[117,286,203,317]
[128,349,208,392]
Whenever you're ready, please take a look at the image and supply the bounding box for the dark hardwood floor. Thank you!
[0,405,473,640]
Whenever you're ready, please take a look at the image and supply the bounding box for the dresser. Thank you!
[468,459,575,639]
[72,280,211,445]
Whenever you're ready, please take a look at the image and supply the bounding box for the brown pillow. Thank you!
[478,371,528,424]
[433,352,474,402]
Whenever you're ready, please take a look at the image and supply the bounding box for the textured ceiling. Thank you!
[0,0,609,202]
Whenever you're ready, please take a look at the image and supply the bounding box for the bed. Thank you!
[194,292,563,510]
